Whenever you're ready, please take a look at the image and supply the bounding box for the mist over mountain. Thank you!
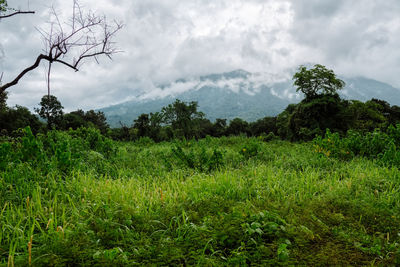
[100,70,400,128]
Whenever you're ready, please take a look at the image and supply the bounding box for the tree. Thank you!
[0,105,44,135]
[84,110,109,134]
[347,100,387,132]
[0,90,7,111]
[162,99,204,139]
[63,109,109,133]
[293,64,345,100]
[35,95,64,129]
[64,110,88,130]
[0,0,122,95]
[211,118,227,137]
[226,118,249,136]
[133,113,151,138]
[249,116,277,136]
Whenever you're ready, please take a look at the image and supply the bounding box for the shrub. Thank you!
[171,144,225,172]
[239,140,261,160]
[313,125,400,167]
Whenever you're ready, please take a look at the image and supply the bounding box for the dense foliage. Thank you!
[293,64,345,99]
[2,65,400,143]
[35,95,64,130]
[1,130,399,265]
[2,64,400,264]
[314,124,400,166]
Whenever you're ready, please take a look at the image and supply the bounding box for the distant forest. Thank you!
[1,64,400,142]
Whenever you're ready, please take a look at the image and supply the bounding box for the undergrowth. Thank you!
[0,128,399,266]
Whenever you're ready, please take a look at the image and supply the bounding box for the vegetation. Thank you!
[1,128,400,266]
[35,95,64,130]
[1,64,400,265]
[293,64,345,99]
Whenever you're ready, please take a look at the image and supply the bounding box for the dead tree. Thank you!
[0,0,123,95]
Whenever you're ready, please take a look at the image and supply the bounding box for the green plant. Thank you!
[239,141,261,160]
[171,144,225,172]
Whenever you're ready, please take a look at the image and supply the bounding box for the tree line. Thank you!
[2,64,400,142]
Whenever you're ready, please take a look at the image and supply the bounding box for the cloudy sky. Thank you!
[1,0,400,111]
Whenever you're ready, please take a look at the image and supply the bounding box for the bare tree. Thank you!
[0,0,123,95]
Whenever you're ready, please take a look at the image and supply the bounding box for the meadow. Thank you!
[1,127,400,266]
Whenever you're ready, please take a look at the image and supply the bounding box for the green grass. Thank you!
[1,135,400,266]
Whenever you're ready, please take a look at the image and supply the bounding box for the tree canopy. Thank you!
[293,64,345,100]
[162,99,204,139]
[35,95,64,129]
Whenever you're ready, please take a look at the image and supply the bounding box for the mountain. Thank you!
[340,77,400,103]
[100,70,400,128]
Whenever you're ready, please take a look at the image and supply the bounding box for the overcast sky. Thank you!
[1,0,400,111]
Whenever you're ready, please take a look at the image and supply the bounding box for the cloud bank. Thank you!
[1,0,399,111]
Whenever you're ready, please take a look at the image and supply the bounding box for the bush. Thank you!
[170,144,224,172]
[239,140,261,160]
[313,125,400,167]
[0,126,117,175]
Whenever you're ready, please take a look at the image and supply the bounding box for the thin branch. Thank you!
[0,10,35,19]
[0,54,50,92]
[47,62,52,96]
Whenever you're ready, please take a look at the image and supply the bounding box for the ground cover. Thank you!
[1,129,399,266]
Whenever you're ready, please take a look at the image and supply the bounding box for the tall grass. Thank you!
[0,129,399,265]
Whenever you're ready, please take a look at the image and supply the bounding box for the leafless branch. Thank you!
[0,0,123,94]
[0,10,35,19]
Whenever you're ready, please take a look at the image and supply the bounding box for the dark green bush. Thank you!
[239,141,261,160]
[314,125,400,167]
[171,144,224,172]
[0,126,116,175]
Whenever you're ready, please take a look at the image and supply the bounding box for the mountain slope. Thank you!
[100,70,400,127]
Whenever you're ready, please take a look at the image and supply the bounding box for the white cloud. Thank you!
[1,0,400,112]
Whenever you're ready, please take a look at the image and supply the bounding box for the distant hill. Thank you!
[100,70,400,128]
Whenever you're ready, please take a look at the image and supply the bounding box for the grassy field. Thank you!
[1,132,400,266]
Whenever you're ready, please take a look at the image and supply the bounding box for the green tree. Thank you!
[293,64,345,99]
[133,113,151,138]
[0,105,44,135]
[84,110,109,134]
[0,90,7,111]
[276,104,297,140]
[249,116,277,136]
[193,118,214,138]
[226,118,249,136]
[161,99,204,139]
[347,100,387,132]
[62,109,109,133]
[35,95,64,129]
[149,112,164,141]
[288,94,350,140]
[212,118,227,137]
[64,111,88,130]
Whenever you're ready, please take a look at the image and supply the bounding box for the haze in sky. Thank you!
[1,0,399,111]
